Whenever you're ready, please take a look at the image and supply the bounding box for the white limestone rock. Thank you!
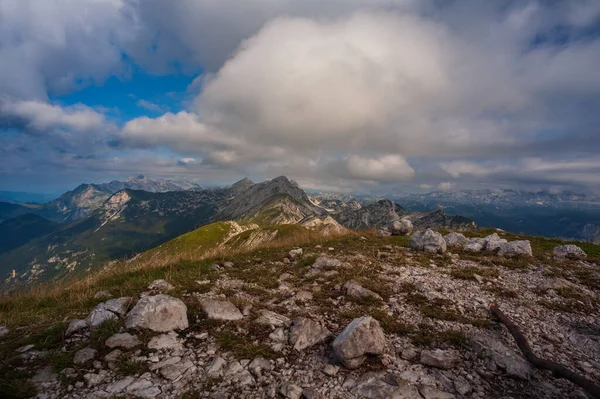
[332,316,386,369]
[124,294,188,332]
[552,244,587,261]
[201,300,243,321]
[410,229,447,254]
[289,317,332,351]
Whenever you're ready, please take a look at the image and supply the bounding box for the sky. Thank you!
[1,0,600,195]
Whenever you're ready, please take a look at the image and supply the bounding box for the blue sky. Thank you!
[1,0,600,195]
[53,65,196,123]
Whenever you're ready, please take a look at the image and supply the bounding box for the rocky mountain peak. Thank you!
[218,175,325,223]
[230,177,255,192]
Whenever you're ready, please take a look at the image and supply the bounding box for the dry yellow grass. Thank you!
[0,224,356,328]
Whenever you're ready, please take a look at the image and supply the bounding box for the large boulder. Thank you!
[484,233,508,252]
[201,300,244,321]
[288,317,332,351]
[443,232,468,248]
[332,316,386,369]
[552,245,587,261]
[498,240,532,257]
[390,219,413,236]
[410,229,447,254]
[124,295,188,332]
[464,238,486,253]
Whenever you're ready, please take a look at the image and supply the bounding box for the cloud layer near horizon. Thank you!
[1,0,600,193]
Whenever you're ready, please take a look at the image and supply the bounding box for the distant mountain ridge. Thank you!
[0,176,473,287]
[0,175,205,223]
[394,189,600,243]
[334,199,474,231]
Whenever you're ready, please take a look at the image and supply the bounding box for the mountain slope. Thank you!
[334,199,409,229]
[0,176,207,225]
[0,214,60,254]
[217,176,325,223]
[0,189,228,285]
[334,199,476,231]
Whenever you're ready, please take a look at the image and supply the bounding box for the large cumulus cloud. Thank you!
[2,0,600,192]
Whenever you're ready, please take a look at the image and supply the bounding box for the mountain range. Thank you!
[0,176,473,287]
[0,175,204,224]
[392,189,600,243]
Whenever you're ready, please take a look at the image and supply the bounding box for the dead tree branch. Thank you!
[490,303,600,398]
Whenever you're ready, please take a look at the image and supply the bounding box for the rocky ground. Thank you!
[1,230,599,399]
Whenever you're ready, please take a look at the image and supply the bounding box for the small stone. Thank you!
[289,317,331,351]
[419,385,456,399]
[201,300,243,321]
[279,381,303,399]
[322,364,339,376]
[270,328,287,342]
[136,387,162,398]
[453,376,472,395]
[312,256,343,269]
[105,333,141,349]
[288,248,303,259]
[343,280,382,301]
[87,297,132,328]
[93,291,112,300]
[302,387,325,399]
[206,356,227,377]
[104,349,122,363]
[147,279,174,292]
[160,358,194,380]
[0,326,9,338]
[66,319,89,336]
[420,349,459,370]
[73,347,97,365]
[249,357,273,378]
[84,373,105,388]
[126,378,153,392]
[401,347,418,361]
[256,310,291,327]
[148,333,182,351]
[17,344,34,353]
[295,290,313,302]
[106,376,134,393]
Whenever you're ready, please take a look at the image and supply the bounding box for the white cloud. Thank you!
[0,0,134,100]
[344,155,414,182]
[2,1,600,191]
[116,7,600,188]
[136,100,164,113]
[0,100,106,132]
